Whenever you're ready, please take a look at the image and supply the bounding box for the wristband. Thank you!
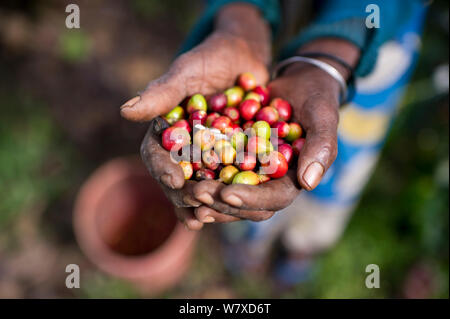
[272,56,349,105]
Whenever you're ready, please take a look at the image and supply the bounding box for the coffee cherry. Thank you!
[237,72,257,91]
[260,151,288,178]
[164,106,184,125]
[291,138,305,156]
[257,173,271,184]
[224,86,244,107]
[236,152,257,171]
[253,85,270,106]
[278,143,293,165]
[285,122,303,142]
[219,145,236,164]
[252,120,271,140]
[247,136,274,156]
[242,120,255,131]
[205,112,220,127]
[230,123,241,131]
[243,91,261,103]
[219,165,239,184]
[162,127,191,152]
[214,140,236,164]
[230,131,248,152]
[208,93,227,113]
[270,98,292,121]
[214,139,231,151]
[202,149,220,170]
[255,106,279,126]
[187,94,207,114]
[195,168,216,181]
[176,144,202,164]
[270,137,285,147]
[223,107,240,123]
[192,161,203,171]
[232,171,260,185]
[211,116,232,133]
[172,119,191,133]
[193,129,216,151]
[272,121,290,138]
[189,110,207,127]
[179,161,193,180]
[239,99,261,121]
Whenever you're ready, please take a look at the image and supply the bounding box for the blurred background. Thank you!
[0,0,448,298]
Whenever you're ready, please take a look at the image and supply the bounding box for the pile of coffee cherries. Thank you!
[161,73,305,185]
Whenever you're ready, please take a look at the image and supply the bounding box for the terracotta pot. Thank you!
[73,156,197,295]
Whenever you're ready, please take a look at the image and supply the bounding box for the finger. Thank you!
[120,64,186,122]
[235,210,275,222]
[164,180,201,208]
[194,206,241,224]
[140,121,185,189]
[192,180,277,220]
[175,207,203,231]
[296,97,339,191]
[220,170,300,210]
[192,179,224,206]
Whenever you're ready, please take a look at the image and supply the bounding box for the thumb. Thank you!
[120,72,186,122]
[296,100,339,191]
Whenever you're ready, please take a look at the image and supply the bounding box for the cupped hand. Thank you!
[121,4,283,229]
[141,117,301,230]
[268,63,341,191]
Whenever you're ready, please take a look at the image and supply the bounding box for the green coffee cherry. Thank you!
[187,94,207,114]
[164,106,184,125]
[224,86,244,107]
[219,165,240,184]
[232,171,260,185]
[252,121,271,140]
[231,131,248,151]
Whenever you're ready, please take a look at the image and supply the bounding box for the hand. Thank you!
[197,39,361,220]
[268,38,360,190]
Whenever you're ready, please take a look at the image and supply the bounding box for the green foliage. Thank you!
[0,90,79,230]
[59,30,91,63]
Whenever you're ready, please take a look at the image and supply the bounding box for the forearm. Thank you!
[214,3,272,65]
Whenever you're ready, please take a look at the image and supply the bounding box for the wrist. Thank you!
[215,3,271,64]
[297,38,360,80]
[281,63,341,105]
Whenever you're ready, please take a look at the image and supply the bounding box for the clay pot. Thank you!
[73,156,197,295]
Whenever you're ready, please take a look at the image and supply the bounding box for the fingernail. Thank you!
[161,174,175,189]
[196,193,214,206]
[120,96,140,109]
[303,162,324,190]
[225,195,242,207]
[203,216,215,223]
[183,195,201,207]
